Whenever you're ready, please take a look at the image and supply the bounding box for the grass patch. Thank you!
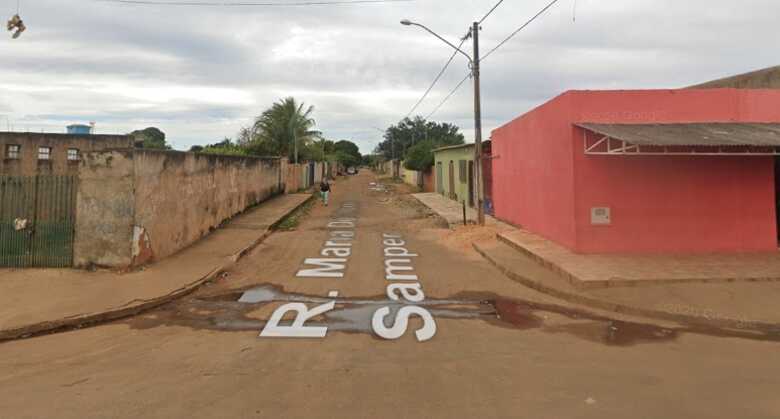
[275,195,317,231]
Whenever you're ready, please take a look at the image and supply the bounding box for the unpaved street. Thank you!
[1,171,779,419]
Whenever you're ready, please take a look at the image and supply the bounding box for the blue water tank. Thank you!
[67,124,92,135]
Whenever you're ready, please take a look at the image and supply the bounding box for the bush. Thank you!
[404,140,436,171]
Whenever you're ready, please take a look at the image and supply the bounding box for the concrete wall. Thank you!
[492,88,780,254]
[0,132,134,176]
[74,150,135,267]
[75,149,283,268]
[402,166,434,192]
[132,151,282,262]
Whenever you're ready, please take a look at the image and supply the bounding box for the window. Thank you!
[459,160,467,183]
[5,144,20,159]
[67,148,80,161]
[38,146,52,161]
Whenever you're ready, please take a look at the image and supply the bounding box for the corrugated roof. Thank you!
[576,123,780,147]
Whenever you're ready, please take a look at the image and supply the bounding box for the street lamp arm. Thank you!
[404,21,473,64]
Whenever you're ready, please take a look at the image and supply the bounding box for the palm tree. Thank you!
[251,97,321,162]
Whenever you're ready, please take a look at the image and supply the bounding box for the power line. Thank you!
[402,0,506,121]
[403,35,468,120]
[481,0,562,62]
[478,0,504,24]
[425,71,470,119]
[98,0,413,6]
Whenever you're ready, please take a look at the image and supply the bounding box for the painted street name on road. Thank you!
[259,201,357,338]
[295,201,357,279]
[257,201,437,342]
[372,233,437,342]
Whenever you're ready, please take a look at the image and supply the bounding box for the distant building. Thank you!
[688,65,780,89]
[432,141,492,210]
[1,132,134,176]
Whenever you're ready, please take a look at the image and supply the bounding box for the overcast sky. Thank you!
[1,0,777,153]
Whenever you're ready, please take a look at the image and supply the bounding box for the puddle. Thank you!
[128,285,493,337]
[124,284,780,345]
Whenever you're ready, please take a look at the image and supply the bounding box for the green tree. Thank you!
[199,138,248,156]
[246,97,321,161]
[332,140,362,167]
[375,116,463,160]
[403,139,438,171]
[130,127,171,150]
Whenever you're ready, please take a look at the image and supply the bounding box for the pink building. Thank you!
[491,89,780,254]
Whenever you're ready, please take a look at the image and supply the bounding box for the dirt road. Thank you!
[1,171,779,418]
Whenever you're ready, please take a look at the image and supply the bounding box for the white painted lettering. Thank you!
[331,231,355,239]
[384,247,418,258]
[296,258,347,278]
[322,248,351,257]
[383,238,405,246]
[260,301,336,338]
[371,306,437,342]
[325,240,353,247]
[385,259,418,281]
[328,221,355,228]
[387,283,425,302]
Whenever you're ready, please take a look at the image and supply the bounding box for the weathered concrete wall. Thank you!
[285,162,302,193]
[402,167,435,192]
[74,150,135,268]
[132,150,282,262]
[0,132,134,176]
[74,149,284,268]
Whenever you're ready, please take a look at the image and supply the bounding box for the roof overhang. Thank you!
[576,123,780,156]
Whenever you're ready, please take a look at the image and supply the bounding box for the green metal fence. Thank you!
[0,175,77,268]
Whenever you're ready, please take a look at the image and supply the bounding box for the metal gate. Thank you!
[0,175,77,268]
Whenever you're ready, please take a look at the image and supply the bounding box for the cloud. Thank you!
[1,0,778,153]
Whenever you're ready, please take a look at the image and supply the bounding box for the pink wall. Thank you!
[492,92,578,249]
[492,89,780,254]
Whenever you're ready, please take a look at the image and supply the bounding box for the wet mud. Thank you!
[123,284,780,346]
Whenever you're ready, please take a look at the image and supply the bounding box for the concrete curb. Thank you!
[473,241,780,335]
[0,194,316,343]
[496,232,780,289]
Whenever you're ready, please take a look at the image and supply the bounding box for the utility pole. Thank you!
[471,21,485,226]
[293,131,298,164]
[400,18,486,225]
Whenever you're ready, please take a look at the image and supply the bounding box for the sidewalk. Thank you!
[411,192,509,228]
[412,191,780,332]
[0,193,312,341]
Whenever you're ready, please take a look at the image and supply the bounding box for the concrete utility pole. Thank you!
[471,21,485,226]
[293,131,298,164]
[400,19,486,225]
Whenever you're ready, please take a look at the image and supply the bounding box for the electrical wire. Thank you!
[478,0,504,24]
[481,0,562,62]
[400,0,508,121]
[425,71,470,119]
[98,0,413,6]
[403,35,468,120]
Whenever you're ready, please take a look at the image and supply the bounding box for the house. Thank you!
[0,132,134,176]
[688,65,780,89]
[491,88,780,254]
[432,141,492,209]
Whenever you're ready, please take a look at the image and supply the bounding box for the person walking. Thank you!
[320,178,331,206]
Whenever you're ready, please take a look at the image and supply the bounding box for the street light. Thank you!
[401,19,486,226]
